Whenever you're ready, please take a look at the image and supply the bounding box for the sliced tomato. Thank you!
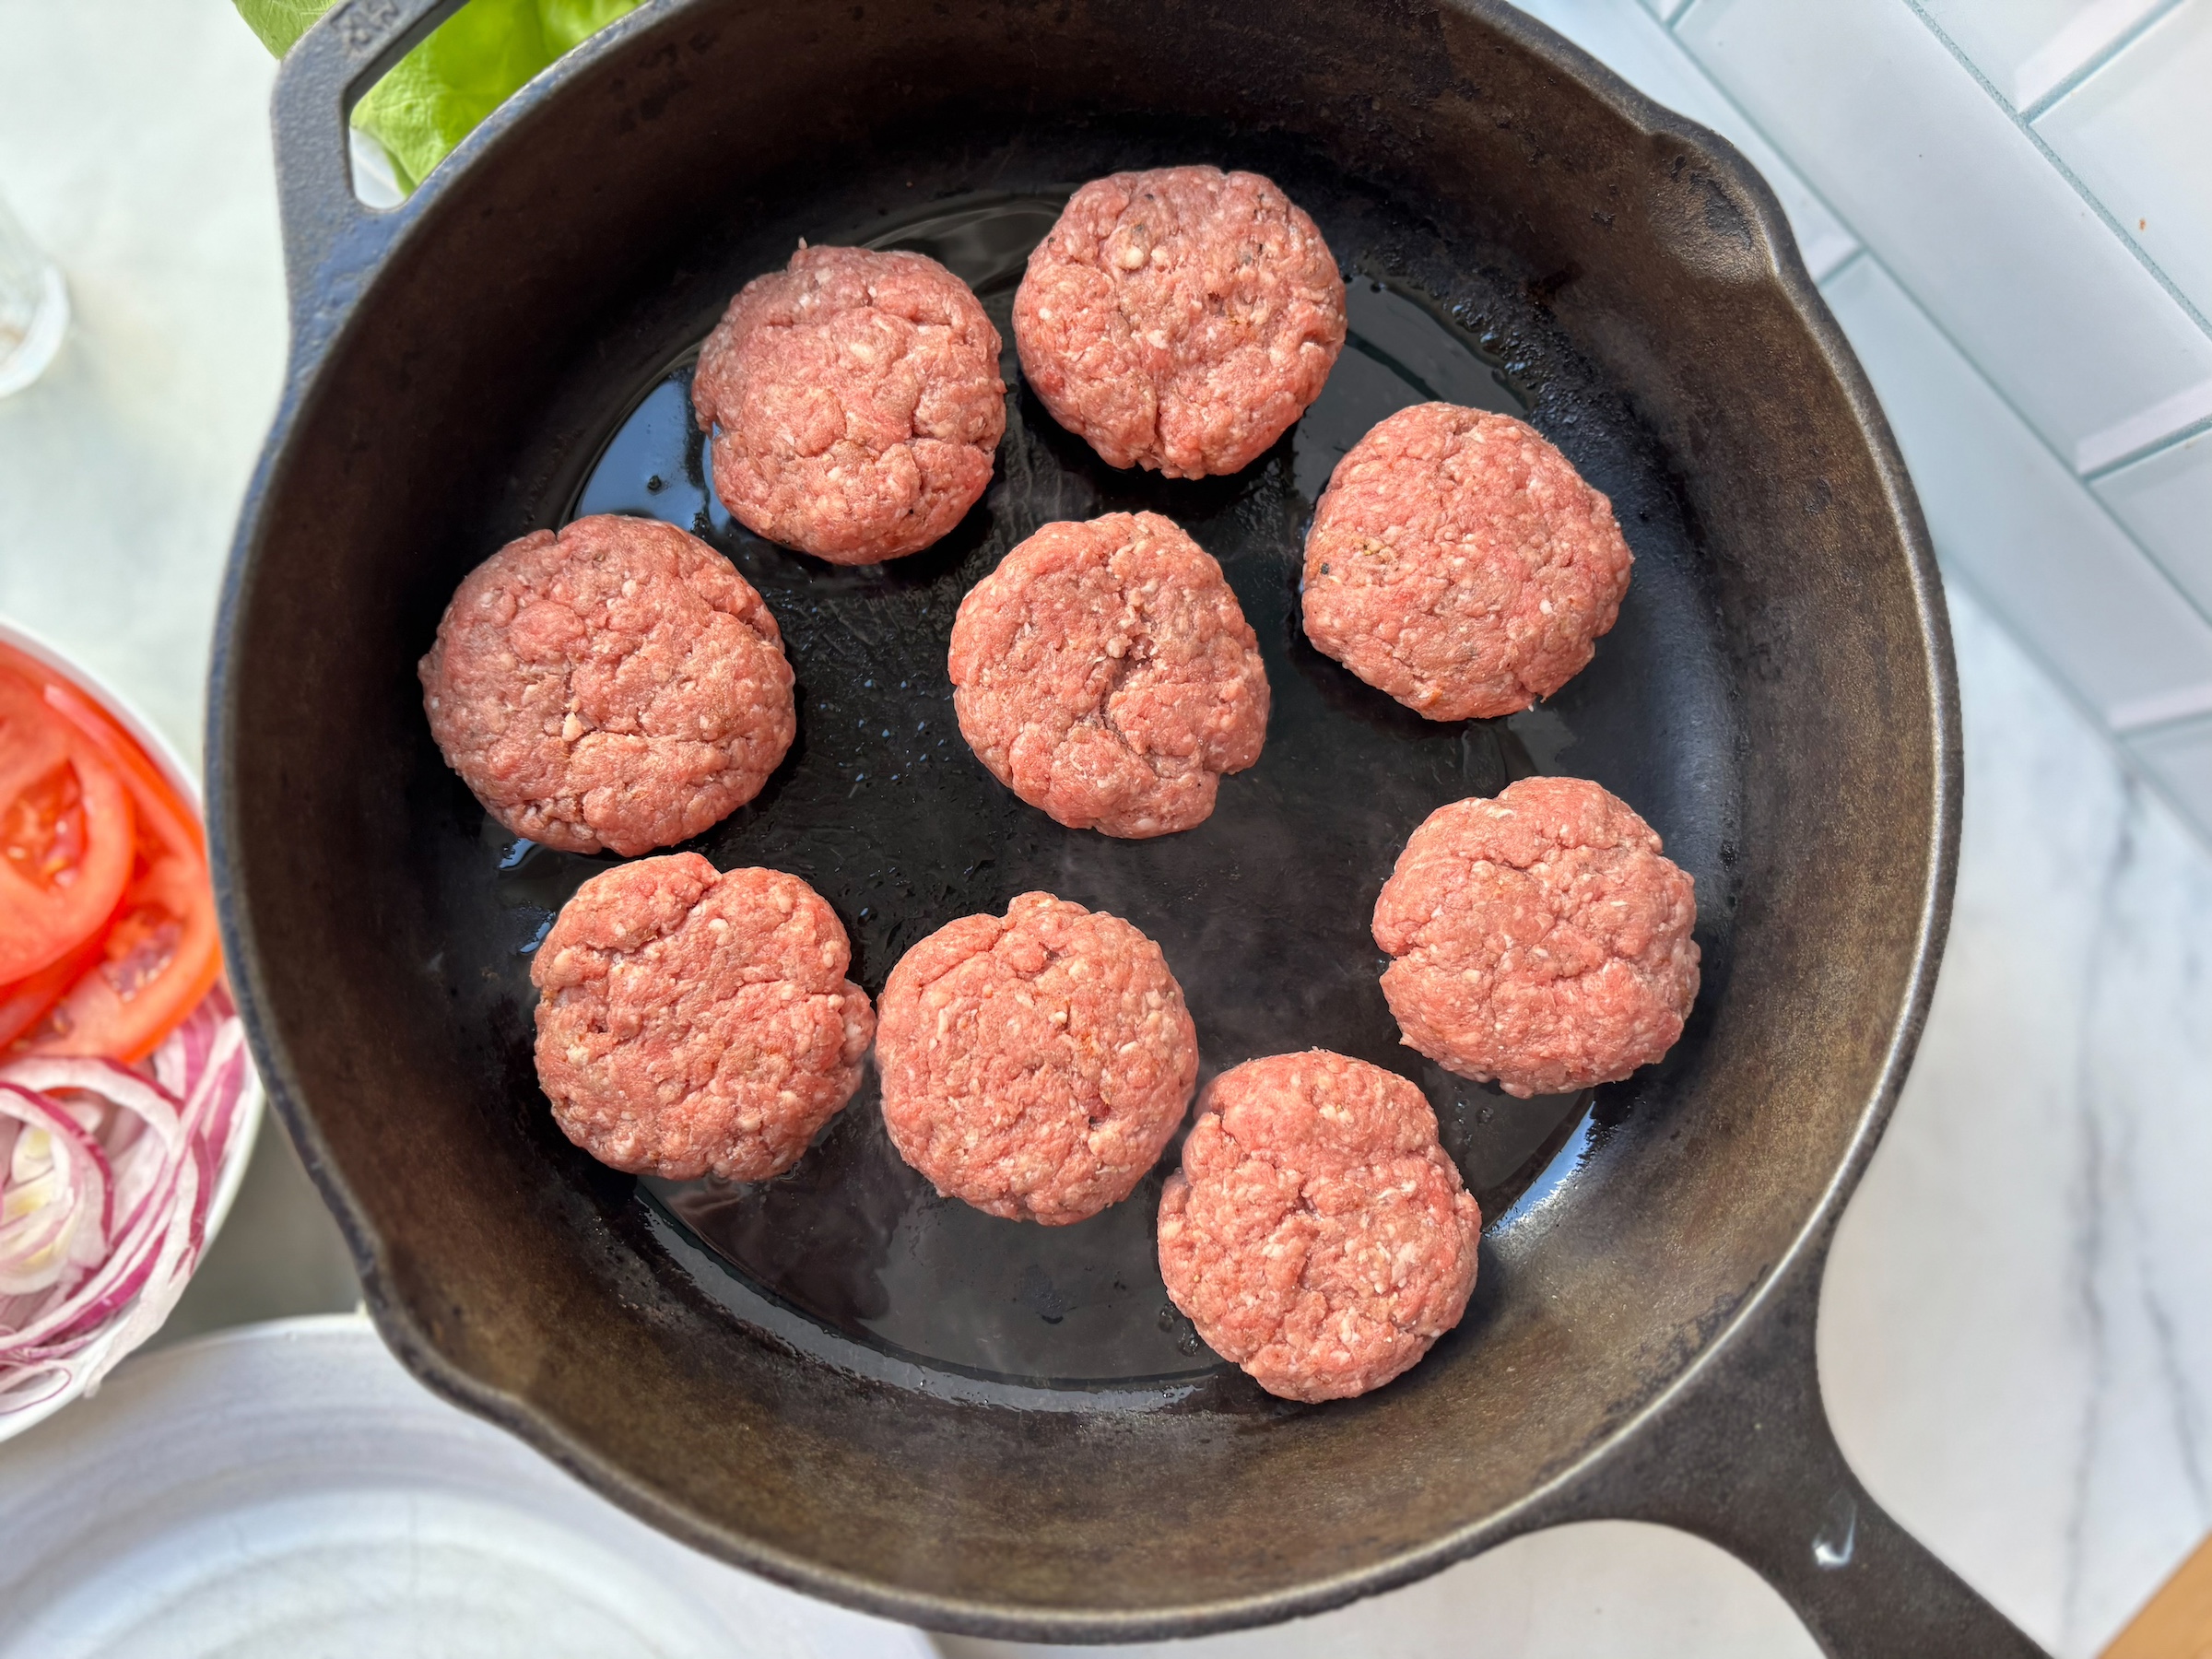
[0,670,135,982]
[0,642,221,1065]
[0,647,204,857]
[0,928,109,1050]
[18,833,223,1063]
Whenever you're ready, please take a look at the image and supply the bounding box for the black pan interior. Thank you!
[432,167,1738,1390]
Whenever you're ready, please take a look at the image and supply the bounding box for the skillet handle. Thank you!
[268,0,466,353]
[1561,1247,2051,1658]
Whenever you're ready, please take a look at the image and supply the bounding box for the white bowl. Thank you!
[0,615,264,1442]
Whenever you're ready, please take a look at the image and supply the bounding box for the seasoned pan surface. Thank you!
[431,171,1740,1390]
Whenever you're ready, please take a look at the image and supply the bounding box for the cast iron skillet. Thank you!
[211,0,2047,1651]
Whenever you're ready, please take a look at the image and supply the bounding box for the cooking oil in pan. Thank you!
[518,192,1723,1389]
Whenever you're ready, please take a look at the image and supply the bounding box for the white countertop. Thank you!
[1,5,2206,1656]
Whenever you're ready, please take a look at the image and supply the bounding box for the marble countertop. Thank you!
[1,6,2206,1656]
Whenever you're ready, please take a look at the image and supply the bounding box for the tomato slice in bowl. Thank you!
[0,644,223,1066]
[0,930,108,1051]
[0,672,135,983]
[10,717,221,1065]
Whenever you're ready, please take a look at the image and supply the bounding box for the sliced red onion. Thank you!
[0,1361,73,1412]
[1,1159,175,1352]
[0,992,256,1409]
[154,994,228,1103]
[0,1083,113,1298]
[5,1058,182,1140]
[84,1152,204,1373]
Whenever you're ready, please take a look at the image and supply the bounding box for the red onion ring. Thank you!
[0,990,255,1408]
[0,1083,113,1297]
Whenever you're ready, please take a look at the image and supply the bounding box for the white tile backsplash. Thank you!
[1507,0,1859,277]
[1507,0,2212,841]
[1675,0,2212,476]
[2105,682,2212,736]
[1821,253,2212,724]
[2074,374,2212,477]
[1914,0,2167,112]
[2036,1,2212,324]
[2092,428,2212,629]
[2127,716,2212,828]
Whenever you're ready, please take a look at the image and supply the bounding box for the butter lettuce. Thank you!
[233,0,641,193]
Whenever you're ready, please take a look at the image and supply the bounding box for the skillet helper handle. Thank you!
[268,0,465,353]
[1573,1251,2051,1658]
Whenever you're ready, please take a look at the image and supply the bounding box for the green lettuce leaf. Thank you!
[230,0,641,194]
[232,0,330,55]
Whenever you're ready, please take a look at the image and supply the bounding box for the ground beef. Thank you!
[876,892,1198,1225]
[1302,404,1634,721]
[948,512,1269,839]
[419,514,794,857]
[692,243,1006,563]
[1158,1050,1479,1403]
[1013,166,1346,477]
[532,853,874,1182]
[1371,775,1699,1098]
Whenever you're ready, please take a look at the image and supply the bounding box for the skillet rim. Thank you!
[207,0,1963,1637]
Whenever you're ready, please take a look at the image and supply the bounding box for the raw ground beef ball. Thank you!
[948,512,1269,839]
[532,853,874,1182]
[1301,403,1634,721]
[876,892,1199,1225]
[1013,166,1347,478]
[419,514,795,857]
[1158,1051,1480,1403]
[691,243,1006,563]
[1371,775,1699,1099]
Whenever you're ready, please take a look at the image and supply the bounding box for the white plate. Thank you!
[0,1315,937,1659]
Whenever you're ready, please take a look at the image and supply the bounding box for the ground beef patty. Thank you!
[533,853,874,1182]
[876,893,1198,1225]
[691,243,1006,564]
[1014,166,1347,477]
[949,512,1269,839]
[419,514,794,857]
[1158,1051,1479,1403]
[1372,776,1699,1098]
[1302,404,1634,721]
